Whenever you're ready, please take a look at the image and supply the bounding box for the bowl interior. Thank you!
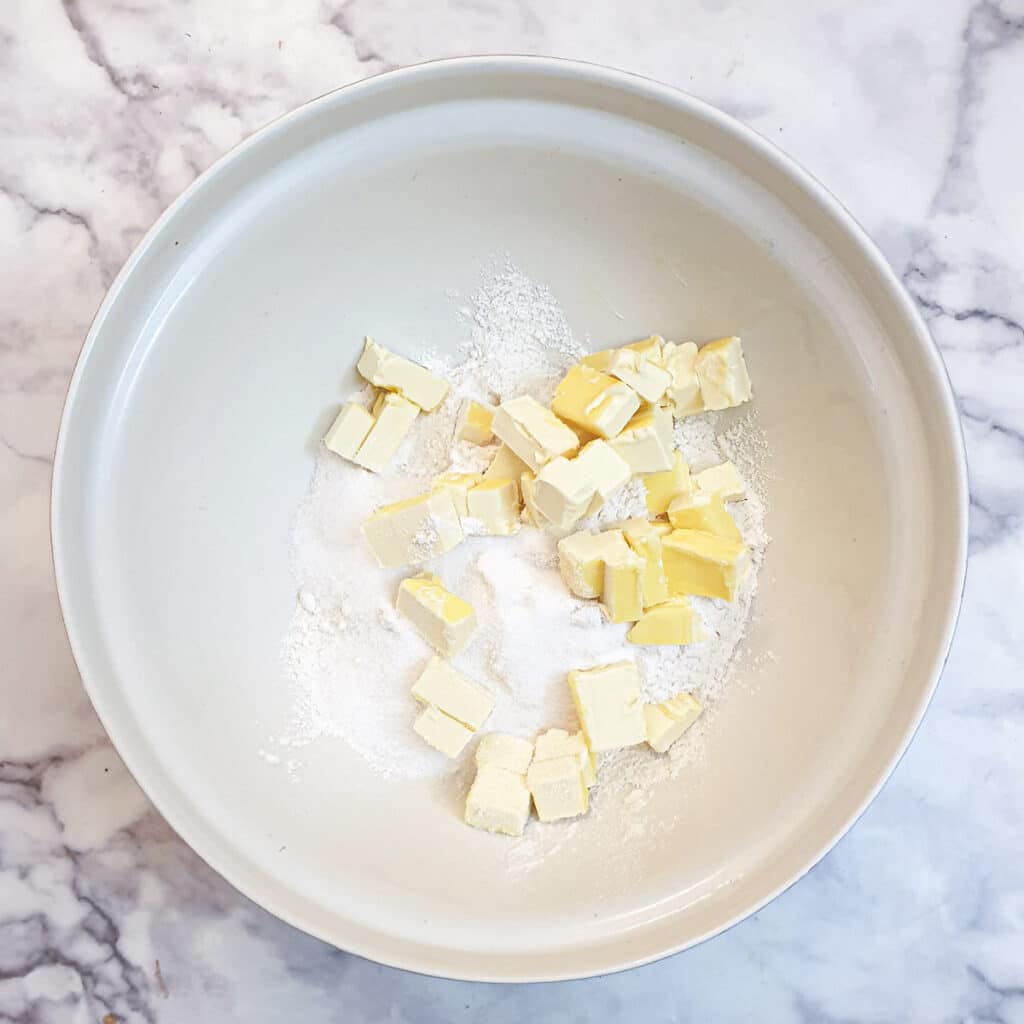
[54,61,964,980]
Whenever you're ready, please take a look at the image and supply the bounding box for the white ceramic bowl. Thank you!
[52,57,967,981]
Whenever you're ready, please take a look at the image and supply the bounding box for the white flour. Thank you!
[273,259,772,816]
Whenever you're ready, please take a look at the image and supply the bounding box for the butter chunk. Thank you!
[527,756,589,822]
[484,443,531,482]
[622,518,670,607]
[667,491,742,543]
[492,395,579,472]
[324,402,374,460]
[602,542,645,623]
[397,574,477,657]
[663,341,704,417]
[456,400,494,444]
[694,460,746,502]
[520,471,543,526]
[582,336,665,372]
[466,478,521,536]
[413,705,474,758]
[628,597,704,646]
[556,529,633,599]
[352,392,419,472]
[574,439,632,509]
[609,404,674,473]
[534,728,596,787]
[356,336,449,412]
[606,348,672,404]
[533,456,594,529]
[476,733,534,775]
[662,529,749,601]
[551,363,641,440]
[644,691,703,753]
[642,450,693,515]
[695,336,752,411]
[432,471,482,517]
[362,489,464,568]
[412,656,494,730]
[568,661,645,752]
[465,766,531,836]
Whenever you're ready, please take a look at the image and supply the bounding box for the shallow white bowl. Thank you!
[52,57,967,981]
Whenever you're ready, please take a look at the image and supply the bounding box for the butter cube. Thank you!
[356,336,449,411]
[662,529,749,601]
[520,471,543,526]
[533,456,594,529]
[663,341,704,417]
[397,574,477,657]
[465,766,531,836]
[609,404,674,473]
[475,733,534,774]
[628,597,705,646]
[324,402,375,460]
[412,656,495,730]
[622,518,670,607]
[432,472,482,517]
[352,392,420,472]
[667,491,742,543]
[483,443,531,482]
[556,529,633,599]
[694,460,746,502]
[606,348,672,404]
[568,661,646,752]
[362,489,464,568]
[466,478,521,536]
[581,336,665,371]
[644,691,703,753]
[534,728,596,787]
[413,705,474,758]
[642,450,693,515]
[527,756,589,822]
[551,363,641,440]
[574,439,632,509]
[695,336,752,411]
[602,543,645,623]
[492,396,579,472]
[456,400,494,444]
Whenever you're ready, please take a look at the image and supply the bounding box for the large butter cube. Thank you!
[356,336,449,411]
[663,341,704,417]
[324,402,375,460]
[667,491,742,543]
[644,691,703,753]
[352,392,420,472]
[556,529,633,599]
[527,756,589,822]
[476,733,534,774]
[484,443,531,482]
[413,705,474,758]
[606,348,672,404]
[432,472,482,517]
[694,460,746,501]
[465,766,531,836]
[456,400,494,444]
[662,529,749,601]
[609,404,674,473]
[397,574,477,657]
[568,661,646,752]
[534,728,596,787]
[362,489,464,568]
[533,457,594,529]
[602,543,645,623]
[492,396,579,472]
[551,363,641,440]
[466,478,520,536]
[412,656,495,730]
[642,450,692,515]
[623,518,670,607]
[628,597,705,646]
[695,336,752,411]
[574,439,632,509]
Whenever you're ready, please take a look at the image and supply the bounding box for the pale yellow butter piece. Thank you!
[606,348,672,404]
[466,478,521,536]
[356,336,449,411]
[533,727,596,787]
[574,439,632,509]
[551,363,641,440]
[667,491,742,543]
[527,756,589,822]
[662,341,704,417]
[662,529,749,601]
[324,402,375,460]
[361,489,464,568]
[520,471,543,527]
[397,574,477,657]
[694,460,746,502]
[432,471,482,517]
[475,733,534,775]
[556,528,633,599]
[412,655,494,730]
[568,661,646,752]
[413,705,474,758]
[352,392,419,472]
[581,336,665,371]
[622,518,670,607]
[628,597,705,646]
[491,395,579,472]
[695,336,752,411]
[456,400,494,444]
[533,456,594,529]
[464,766,531,836]
[642,450,693,516]
[483,443,531,482]
[644,691,703,753]
[602,543,645,623]
[609,403,674,474]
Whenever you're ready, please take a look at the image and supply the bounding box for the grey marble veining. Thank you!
[2,1,1022,1021]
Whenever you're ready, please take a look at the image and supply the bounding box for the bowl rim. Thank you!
[51,54,969,982]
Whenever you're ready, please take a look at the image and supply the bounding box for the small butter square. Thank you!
[667,491,742,543]
[662,529,749,601]
[413,705,474,758]
[602,543,645,623]
[644,691,703,753]
[465,766,532,836]
[663,341,704,417]
[694,336,752,411]
[568,661,646,752]
[694,460,746,502]
[642,450,692,515]
[533,728,596,787]
[397,574,477,657]
[627,596,705,646]
[622,518,670,608]
[466,478,521,536]
[551,363,641,440]
[609,404,674,474]
[356,336,449,412]
[573,439,632,509]
[606,348,672,404]
[533,456,594,530]
[352,392,420,472]
[527,756,589,822]
[484,443,532,482]
[362,489,464,568]
[411,656,495,730]
[491,395,579,472]
[432,471,483,517]
[324,402,375,460]
[476,733,534,775]
[456,400,494,444]
[556,528,633,599]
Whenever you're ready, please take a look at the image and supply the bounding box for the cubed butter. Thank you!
[464,766,531,836]
[432,471,482,517]
[627,597,705,646]
[622,518,670,607]
[606,348,672,403]
[352,392,420,472]
[662,529,749,601]
[411,656,495,730]
[694,336,752,411]
[492,395,579,472]
[520,471,543,526]
[413,705,474,758]
[324,402,375,460]
[456,400,494,444]
[556,529,633,599]
[356,336,449,411]
[397,574,477,657]
[551,363,641,440]
[602,543,645,623]
[534,728,596,787]
[475,733,534,775]
[533,456,594,529]
[667,491,742,543]
[484,442,531,482]
[568,661,646,752]
[694,460,746,501]
[466,478,521,536]
[581,336,665,371]
[574,439,632,509]
[527,756,589,822]
[362,489,464,568]
[609,404,674,473]
[663,341,704,417]
[644,691,703,753]
[642,450,693,515]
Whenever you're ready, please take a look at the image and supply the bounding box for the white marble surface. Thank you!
[2,0,1022,1019]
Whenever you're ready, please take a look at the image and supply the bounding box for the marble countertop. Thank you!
[2,1,1022,1020]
